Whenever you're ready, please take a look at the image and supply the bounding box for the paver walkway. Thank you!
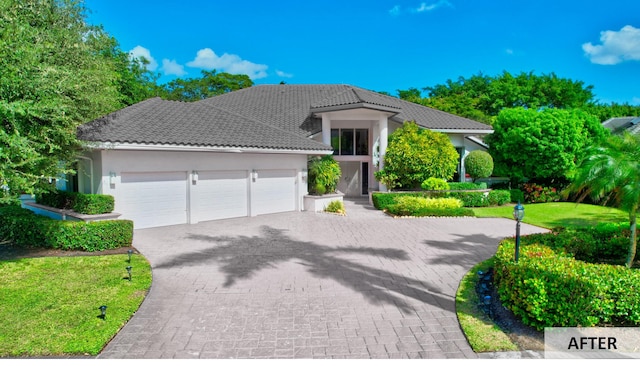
[98,199,547,359]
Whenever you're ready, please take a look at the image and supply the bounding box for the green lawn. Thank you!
[472,202,628,229]
[0,253,151,357]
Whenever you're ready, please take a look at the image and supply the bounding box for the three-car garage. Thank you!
[95,150,307,229]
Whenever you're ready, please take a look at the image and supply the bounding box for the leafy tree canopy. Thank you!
[374,121,459,190]
[486,108,608,183]
[159,70,253,101]
[398,71,597,123]
[0,0,149,202]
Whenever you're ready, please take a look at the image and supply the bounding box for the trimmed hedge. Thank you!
[448,182,487,190]
[387,196,463,216]
[36,191,114,215]
[372,190,512,210]
[493,225,640,330]
[73,194,115,215]
[0,206,132,251]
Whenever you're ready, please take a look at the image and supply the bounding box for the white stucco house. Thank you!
[74,84,492,229]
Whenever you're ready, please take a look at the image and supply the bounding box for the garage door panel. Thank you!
[119,171,187,229]
[254,169,296,215]
[196,170,248,221]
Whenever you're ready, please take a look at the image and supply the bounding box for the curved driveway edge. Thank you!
[98,200,547,359]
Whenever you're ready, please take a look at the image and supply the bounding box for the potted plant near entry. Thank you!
[303,155,344,213]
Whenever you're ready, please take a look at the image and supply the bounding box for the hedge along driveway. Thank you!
[98,200,548,359]
[0,206,133,251]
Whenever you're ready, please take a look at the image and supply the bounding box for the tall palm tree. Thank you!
[567,132,640,268]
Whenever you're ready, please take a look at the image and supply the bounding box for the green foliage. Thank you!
[325,200,345,214]
[444,191,488,207]
[386,196,472,217]
[566,132,640,267]
[36,191,114,214]
[375,121,459,189]
[488,190,511,206]
[0,206,132,251]
[421,177,450,191]
[160,70,253,101]
[372,190,510,210]
[464,150,494,182]
[486,107,608,182]
[36,191,78,210]
[308,155,341,195]
[0,0,147,202]
[448,182,487,190]
[493,228,640,330]
[509,189,525,203]
[583,102,640,123]
[73,194,114,215]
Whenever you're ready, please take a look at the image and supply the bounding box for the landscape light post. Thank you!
[513,201,525,263]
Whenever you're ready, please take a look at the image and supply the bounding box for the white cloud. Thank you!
[389,5,401,16]
[582,25,640,65]
[505,49,514,55]
[161,59,187,76]
[276,70,294,78]
[186,48,268,79]
[633,96,640,105]
[414,1,452,13]
[129,45,158,71]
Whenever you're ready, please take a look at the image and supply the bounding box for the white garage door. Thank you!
[119,171,188,229]
[254,169,296,215]
[196,170,248,222]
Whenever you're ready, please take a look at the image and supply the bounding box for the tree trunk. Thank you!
[626,208,638,268]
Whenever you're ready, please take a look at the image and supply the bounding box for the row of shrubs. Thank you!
[36,191,115,215]
[0,206,133,251]
[421,178,488,191]
[372,190,511,211]
[385,196,474,217]
[493,223,640,330]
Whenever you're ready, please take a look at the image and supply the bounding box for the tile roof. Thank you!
[197,84,492,135]
[602,117,640,134]
[78,98,331,151]
[79,84,492,151]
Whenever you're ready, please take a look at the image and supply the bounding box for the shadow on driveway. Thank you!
[154,225,455,314]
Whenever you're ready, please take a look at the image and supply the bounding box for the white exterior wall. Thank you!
[95,149,308,225]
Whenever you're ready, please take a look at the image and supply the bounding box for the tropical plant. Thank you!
[307,155,341,195]
[565,132,640,267]
[464,150,494,182]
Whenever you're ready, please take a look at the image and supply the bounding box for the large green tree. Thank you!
[398,71,596,124]
[486,108,608,183]
[374,121,459,190]
[0,0,129,202]
[160,70,253,101]
[566,132,640,267]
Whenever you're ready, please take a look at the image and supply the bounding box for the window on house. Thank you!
[331,128,369,156]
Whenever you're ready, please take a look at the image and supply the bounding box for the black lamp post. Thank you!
[127,249,133,263]
[126,266,132,281]
[513,201,525,262]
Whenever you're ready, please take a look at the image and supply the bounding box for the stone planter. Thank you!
[21,201,121,223]
[303,192,344,213]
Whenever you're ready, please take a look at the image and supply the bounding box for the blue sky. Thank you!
[85,0,640,105]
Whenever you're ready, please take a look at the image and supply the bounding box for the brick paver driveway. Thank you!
[98,199,547,359]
